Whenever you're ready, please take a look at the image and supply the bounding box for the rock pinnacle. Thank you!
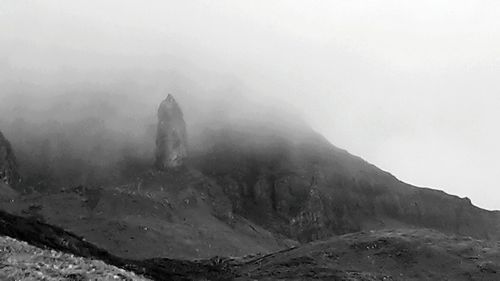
[154,95,188,170]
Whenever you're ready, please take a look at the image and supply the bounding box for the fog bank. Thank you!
[1,0,500,209]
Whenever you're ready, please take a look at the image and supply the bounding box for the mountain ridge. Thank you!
[190,122,500,243]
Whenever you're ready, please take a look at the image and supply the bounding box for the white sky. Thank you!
[1,0,499,209]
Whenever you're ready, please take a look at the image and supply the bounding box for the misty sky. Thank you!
[1,1,500,209]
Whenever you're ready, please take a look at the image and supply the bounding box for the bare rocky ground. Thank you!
[0,236,150,281]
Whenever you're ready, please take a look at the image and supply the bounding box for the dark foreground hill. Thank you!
[2,209,499,281]
[231,228,500,280]
[0,209,232,281]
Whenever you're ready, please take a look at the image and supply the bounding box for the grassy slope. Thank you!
[0,209,233,281]
[233,228,500,280]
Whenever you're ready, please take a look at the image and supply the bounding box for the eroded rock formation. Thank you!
[154,94,187,170]
[0,131,20,186]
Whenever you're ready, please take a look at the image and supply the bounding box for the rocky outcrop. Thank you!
[154,95,188,170]
[0,130,20,186]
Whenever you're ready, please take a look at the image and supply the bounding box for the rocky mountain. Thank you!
[1,95,500,263]
[190,120,500,243]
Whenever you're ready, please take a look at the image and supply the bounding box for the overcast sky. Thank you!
[1,0,500,209]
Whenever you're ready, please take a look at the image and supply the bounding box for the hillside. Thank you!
[190,123,500,242]
[231,228,500,280]
[0,209,231,281]
[0,169,291,260]
[2,206,499,281]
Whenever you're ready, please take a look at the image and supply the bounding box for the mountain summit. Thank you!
[154,94,188,170]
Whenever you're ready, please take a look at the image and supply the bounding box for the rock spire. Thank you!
[154,94,188,170]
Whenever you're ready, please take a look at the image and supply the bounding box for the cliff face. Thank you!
[191,124,500,242]
[0,131,20,187]
[154,95,188,170]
